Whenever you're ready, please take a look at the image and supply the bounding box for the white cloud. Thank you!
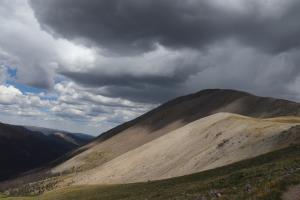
[0,81,154,135]
[0,0,98,89]
[0,85,22,104]
[53,81,154,122]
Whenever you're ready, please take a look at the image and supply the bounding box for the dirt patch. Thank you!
[282,184,300,200]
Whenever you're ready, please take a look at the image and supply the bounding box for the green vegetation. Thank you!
[2,145,300,200]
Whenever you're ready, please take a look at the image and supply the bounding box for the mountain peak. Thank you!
[51,89,300,175]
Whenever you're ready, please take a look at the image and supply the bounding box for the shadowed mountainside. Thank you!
[25,126,94,146]
[0,123,93,181]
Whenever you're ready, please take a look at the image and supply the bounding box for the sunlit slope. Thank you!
[4,137,300,200]
[70,113,300,185]
[52,89,300,174]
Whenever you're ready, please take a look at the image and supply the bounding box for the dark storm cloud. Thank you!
[99,85,181,103]
[62,74,179,103]
[27,0,300,105]
[29,0,300,54]
[59,64,200,103]
[60,65,199,88]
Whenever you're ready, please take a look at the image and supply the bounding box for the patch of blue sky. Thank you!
[39,107,50,113]
[7,80,47,94]
[6,67,17,78]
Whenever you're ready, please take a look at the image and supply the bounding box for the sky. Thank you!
[0,0,300,135]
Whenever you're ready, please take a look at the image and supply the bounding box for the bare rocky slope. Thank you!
[53,89,300,175]
[71,113,300,185]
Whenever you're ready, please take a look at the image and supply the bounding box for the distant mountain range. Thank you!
[0,123,93,181]
[25,126,94,146]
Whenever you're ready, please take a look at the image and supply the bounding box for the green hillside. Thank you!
[2,145,300,200]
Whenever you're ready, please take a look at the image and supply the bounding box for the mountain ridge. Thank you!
[72,112,300,185]
[52,89,300,175]
[95,89,300,142]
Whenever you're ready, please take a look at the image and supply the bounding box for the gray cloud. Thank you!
[0,0,56,89]
[55,44,208,103]
[0,66,7,84]
[30,0,300,54]
[26,0,300,104]
[98,85,181,103]
[1,0,300,135]
[62,70,189,88]
[184,41,300,100]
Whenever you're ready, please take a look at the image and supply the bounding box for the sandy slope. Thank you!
[52,89,300,174]
[69,113,300,185]
[52,119,186,173]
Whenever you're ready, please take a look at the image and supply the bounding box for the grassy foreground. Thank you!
[1,145,300,200]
